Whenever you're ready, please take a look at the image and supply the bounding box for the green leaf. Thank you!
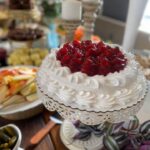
[139,120,150,134]
[98,122,109,131]
[104,122,114,135]
[143,133,150,140]
[103,135,120,150]
[113,133,127,145]
[123,116,139,130]
[113,122,124,134]
[73,131,91,141]
[130,138,140,150]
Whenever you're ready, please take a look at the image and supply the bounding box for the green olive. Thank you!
[9,136,17,148]
[0,143,9,149]
[3,127,16,137]
[0,127,18,150]
[0,130,10,143]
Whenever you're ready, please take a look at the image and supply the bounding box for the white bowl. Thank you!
[0,124,22,150]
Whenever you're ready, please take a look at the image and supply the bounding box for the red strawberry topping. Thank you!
[56,40,127,76]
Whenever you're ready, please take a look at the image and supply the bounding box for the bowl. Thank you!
[0,124,22,150]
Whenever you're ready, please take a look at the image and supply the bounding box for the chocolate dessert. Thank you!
[9,0,32,10]
[8,28,44,41]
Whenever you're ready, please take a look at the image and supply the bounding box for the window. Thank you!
[139,0,150,33]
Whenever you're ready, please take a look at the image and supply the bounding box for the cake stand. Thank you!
[37,70,148,150]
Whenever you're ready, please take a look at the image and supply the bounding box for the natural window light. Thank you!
[139,0,150,33]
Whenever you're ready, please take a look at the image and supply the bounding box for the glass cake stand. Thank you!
[37,75,148,150]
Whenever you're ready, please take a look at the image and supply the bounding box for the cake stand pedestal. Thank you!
[60,120,103,150]
[37,82,147,150]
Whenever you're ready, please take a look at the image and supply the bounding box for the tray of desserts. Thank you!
[8,0,33,10]
[8,28,44,42]
[17,23,50,35]
[8,23,50,49]
[8,0,34,19]
[0,66,43,120]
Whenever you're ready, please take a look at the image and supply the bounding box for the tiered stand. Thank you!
[8,9,34,48]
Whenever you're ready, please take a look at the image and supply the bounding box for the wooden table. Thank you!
[0,110,68,150]
[0,94,149,150]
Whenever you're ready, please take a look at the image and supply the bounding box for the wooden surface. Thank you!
[0,102,150,150]
[0,110,68,150]
[43,111,68,150]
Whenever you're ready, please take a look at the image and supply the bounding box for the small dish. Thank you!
[0,124,22,150]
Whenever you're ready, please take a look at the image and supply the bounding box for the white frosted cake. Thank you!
[38,40,147,112]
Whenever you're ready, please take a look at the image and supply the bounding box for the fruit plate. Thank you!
[0,66,43,120]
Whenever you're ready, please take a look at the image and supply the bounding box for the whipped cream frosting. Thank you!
[37,46,147,112]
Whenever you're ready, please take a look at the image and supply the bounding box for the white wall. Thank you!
[95,16,150,50]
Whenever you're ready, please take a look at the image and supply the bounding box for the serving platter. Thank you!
[0,66,43,120]
[0,99,43,120]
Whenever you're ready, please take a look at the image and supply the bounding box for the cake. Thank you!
[9,0,32,10]
[38,40,147,112]
[8,28,43,41]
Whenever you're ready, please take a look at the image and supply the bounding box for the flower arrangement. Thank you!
[41,0,61,19]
